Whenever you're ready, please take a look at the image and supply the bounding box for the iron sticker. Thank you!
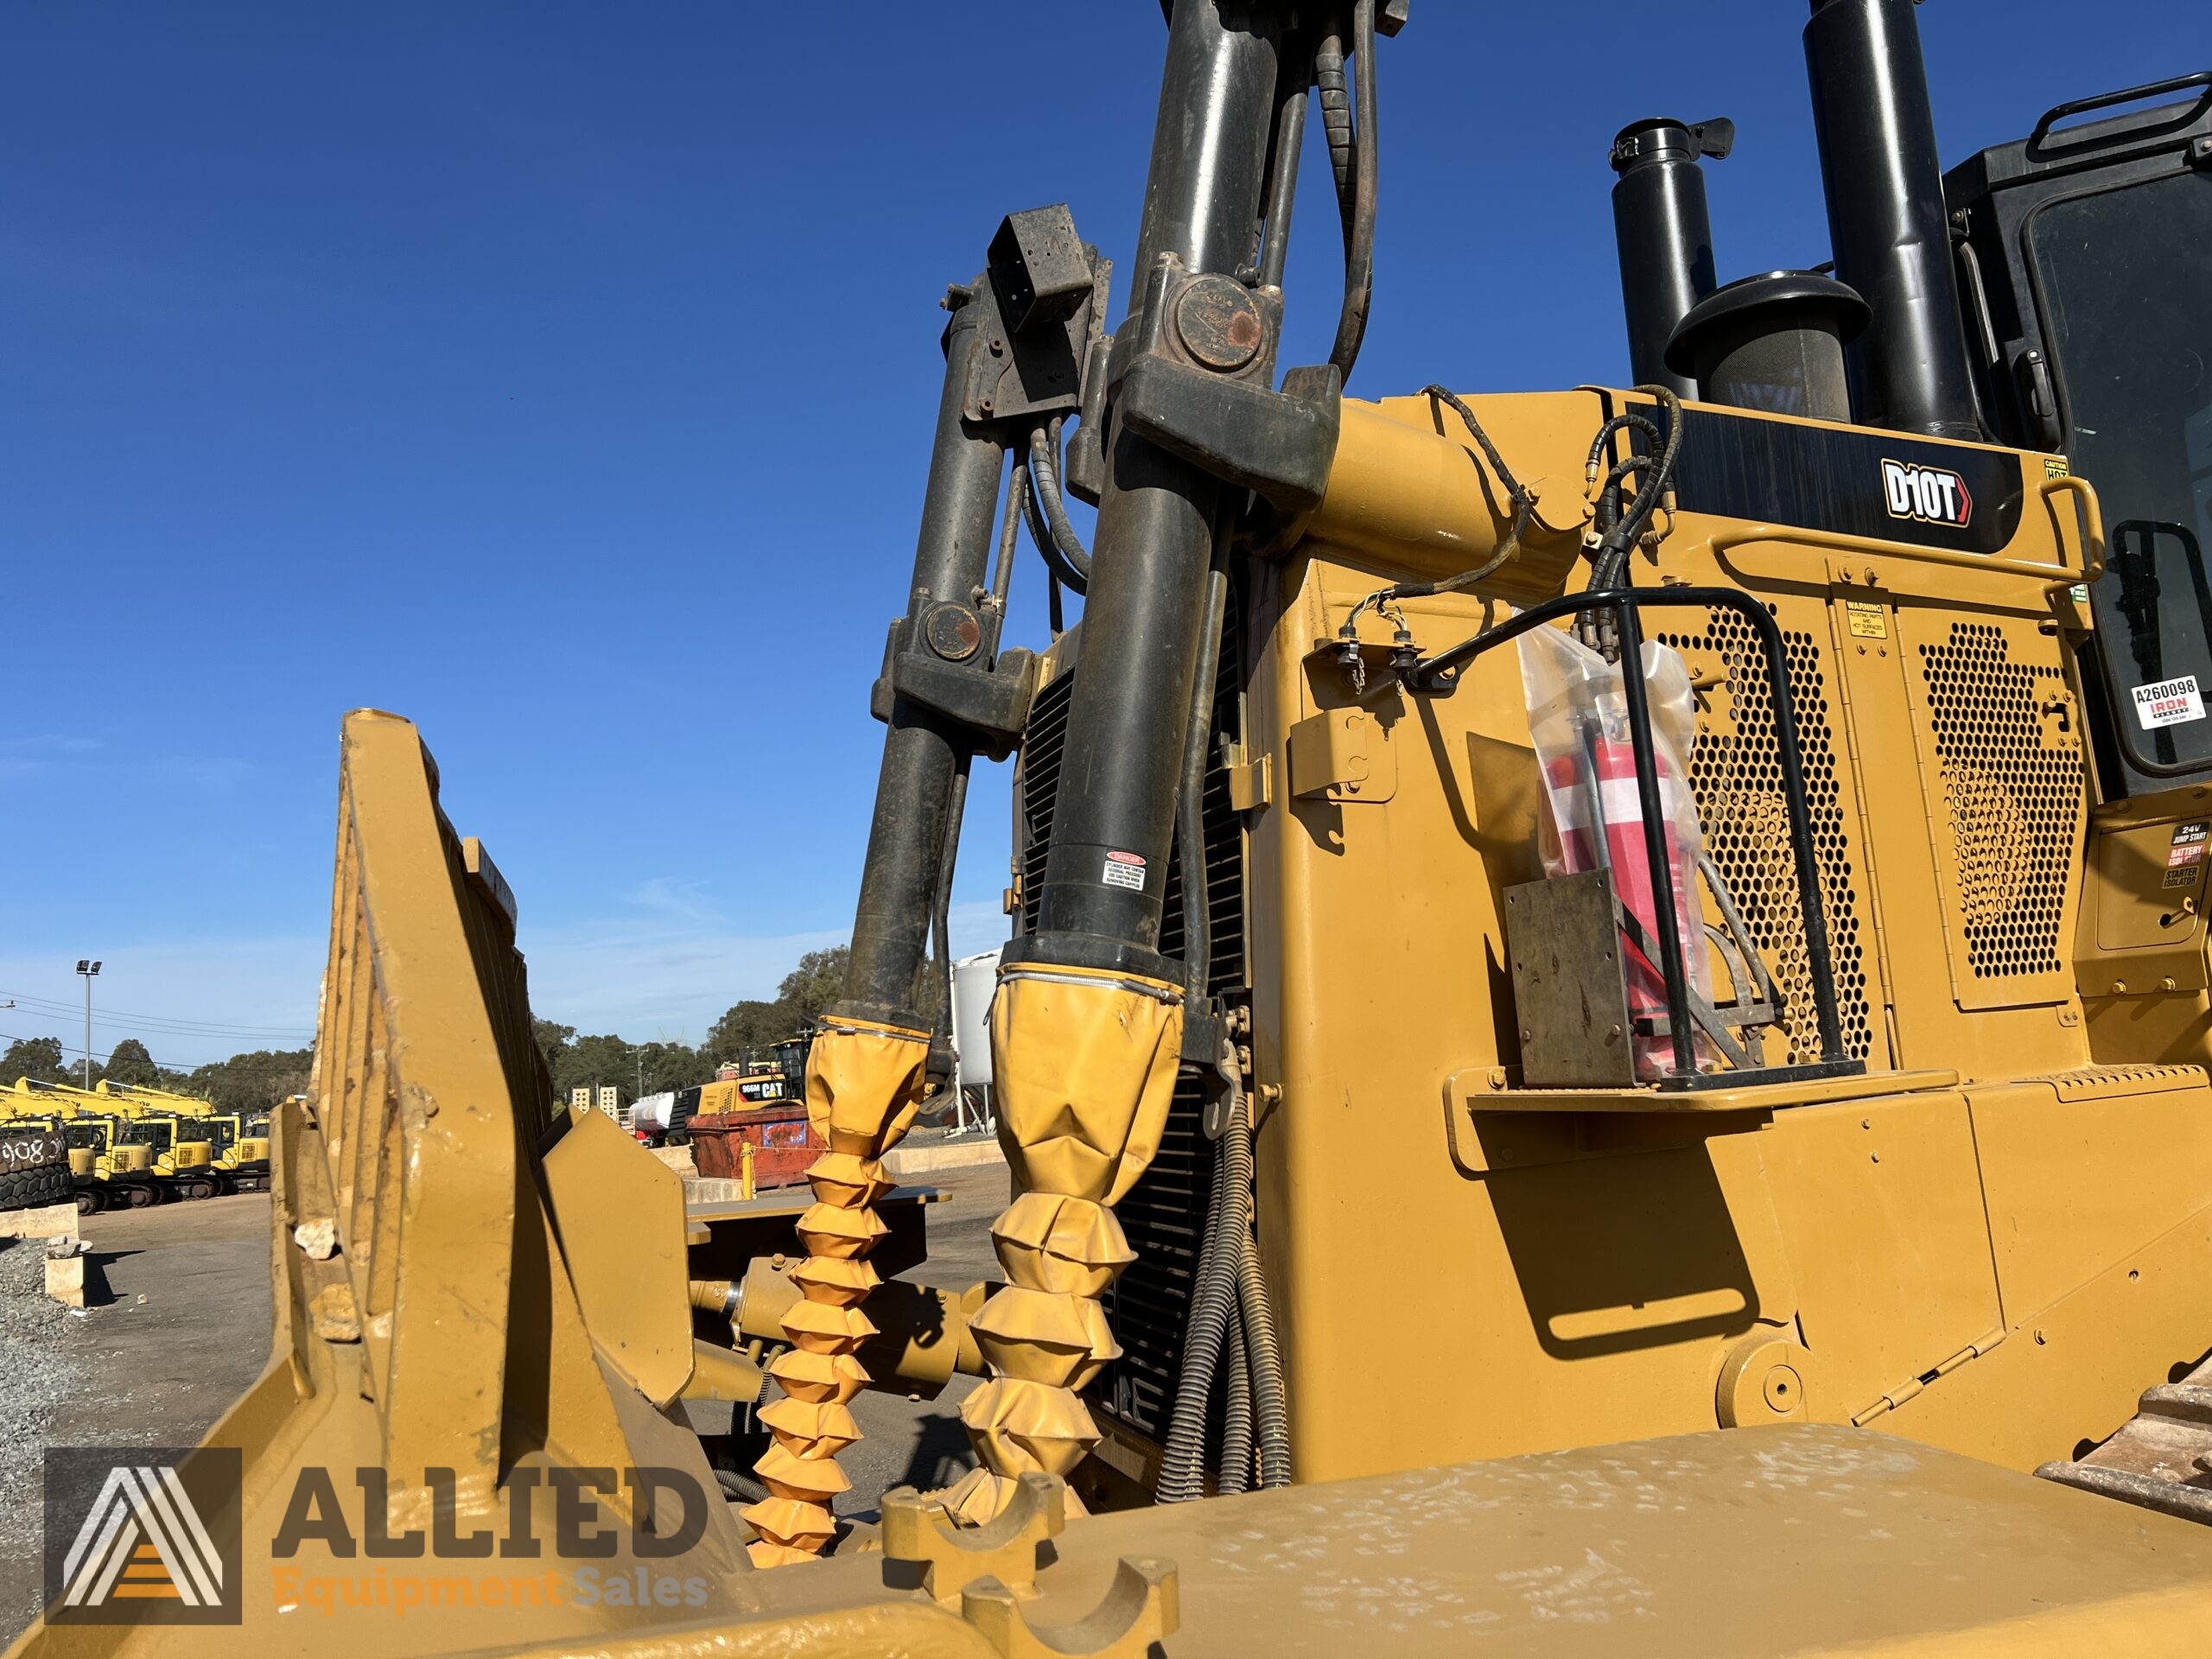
[2133,676,2205,731]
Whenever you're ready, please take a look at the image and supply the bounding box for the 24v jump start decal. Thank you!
[2165,820,2209,890]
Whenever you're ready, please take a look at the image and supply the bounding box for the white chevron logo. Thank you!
[60,1465,226,1609]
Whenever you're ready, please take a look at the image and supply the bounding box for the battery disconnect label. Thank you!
[2134,676,2206,730]
[1101,850,1147,892]
[2167,822,2209,889]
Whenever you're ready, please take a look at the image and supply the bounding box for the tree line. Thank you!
[0,944,943,1116]
[0,1034,313,1115]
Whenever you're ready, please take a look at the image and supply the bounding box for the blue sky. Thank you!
[0,2,2193,1066]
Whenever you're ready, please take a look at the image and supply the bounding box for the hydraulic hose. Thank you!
[1219,1294,1253,1496]
[1325,0,1379,382]
[1177,557,1231,997]
[1236,1197,1291,1487]
[1157,1046,1255,1503]
[1026,422,1092,594]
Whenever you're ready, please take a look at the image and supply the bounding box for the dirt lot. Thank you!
[0,1158,1006,1647]
[0,1193,275,1644]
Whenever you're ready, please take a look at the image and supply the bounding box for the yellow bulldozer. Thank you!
[19,3,2212,1656]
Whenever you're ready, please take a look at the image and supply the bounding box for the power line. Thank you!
[0,990,312,1040]
[0,1029,214,1075]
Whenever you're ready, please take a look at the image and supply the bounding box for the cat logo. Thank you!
[44,1447,242,1625]
[1882,458,1974,527]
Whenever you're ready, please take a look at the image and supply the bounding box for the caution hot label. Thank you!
[2134,676,2206,731]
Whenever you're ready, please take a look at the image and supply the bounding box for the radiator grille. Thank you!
[1919,622,2080,978]
[1009,591,1247,1446]
[1658,613,1874,1063]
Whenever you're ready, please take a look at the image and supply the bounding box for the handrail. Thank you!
[1404,585,1848,1081]
[2031,71,2212,150]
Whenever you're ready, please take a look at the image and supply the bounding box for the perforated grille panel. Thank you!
[1658,613,1874,1064]
[1918,623,2081,979]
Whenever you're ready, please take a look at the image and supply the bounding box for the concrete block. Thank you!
[46,1252,86,1308]
[0,1201,79,1243]
[883,1136,1007,1178]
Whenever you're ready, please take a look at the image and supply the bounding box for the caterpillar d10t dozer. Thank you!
[22,4,2212,1656]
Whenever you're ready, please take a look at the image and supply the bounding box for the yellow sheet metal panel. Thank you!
[543,1103,696,1408]
[840,1426,2212,1658]
[1885,1205,2212,1472]
[1967,1071,2212,1324]
[1757,1091,2002,1417]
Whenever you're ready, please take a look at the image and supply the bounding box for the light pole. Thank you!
[75,959,101,1087]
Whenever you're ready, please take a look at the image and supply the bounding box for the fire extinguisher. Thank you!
[1543,713,1704,1079]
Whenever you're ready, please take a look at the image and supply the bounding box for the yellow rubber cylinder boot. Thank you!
[741,1017,928,1567]
[945,963,1183,1524]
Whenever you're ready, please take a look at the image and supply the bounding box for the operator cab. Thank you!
[1948,73,2212,798]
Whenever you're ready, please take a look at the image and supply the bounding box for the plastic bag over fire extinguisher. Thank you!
[1517,621,1713,1079]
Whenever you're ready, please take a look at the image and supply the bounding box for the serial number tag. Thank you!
[2134,676,2206,730]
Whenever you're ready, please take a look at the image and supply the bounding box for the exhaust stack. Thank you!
[1609,117,1732,397]
[1803,0,1980,439]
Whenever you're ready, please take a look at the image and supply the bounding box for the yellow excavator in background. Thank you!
[19,4,2212,1656]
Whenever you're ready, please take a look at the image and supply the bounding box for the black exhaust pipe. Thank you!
[1803,0,1980,440]
[1609,117,1732,398]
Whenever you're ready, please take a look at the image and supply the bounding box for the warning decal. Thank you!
[1844,601,1887,639]
[2134,677,2206,730]
[1100,850,1147,892]
[2164,821,2209,888]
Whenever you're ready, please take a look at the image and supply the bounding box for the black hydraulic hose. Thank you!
[1234,1137,1291,1488]
[1157,1046,1255,1503]
[928,760,968,1046]
[1314,28,1353,226]
[1177,557,1230,997]
[1590,387,1684,592]
[981,448,1025,656]
[1025,422,1092,594]
[1219,1293,1253,1496]
[1258,45,1309,290]
[1327,0,1379,382]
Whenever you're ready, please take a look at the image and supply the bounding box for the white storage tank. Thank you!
[950,949,1002,1091]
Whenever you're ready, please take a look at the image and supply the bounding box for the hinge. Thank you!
[1226,750,1272,812]
[1851,1329,2001,1426]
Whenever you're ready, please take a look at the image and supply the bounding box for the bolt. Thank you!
[2034,1329,2047,1345]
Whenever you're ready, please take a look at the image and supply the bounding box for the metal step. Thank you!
[2036,1356,2212,1523]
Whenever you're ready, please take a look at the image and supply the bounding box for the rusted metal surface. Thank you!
[689,1105,821,1189]
[2038,1351,2212,1522]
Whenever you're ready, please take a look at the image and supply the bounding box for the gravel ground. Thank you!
[0,1233,95,1637]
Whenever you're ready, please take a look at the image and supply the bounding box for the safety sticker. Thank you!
[2044,456,2071,480]
[2165,822,2209,888]
[1100,849,1147,892]
[2134,676,2205,730]
[1844,601,1887,639]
